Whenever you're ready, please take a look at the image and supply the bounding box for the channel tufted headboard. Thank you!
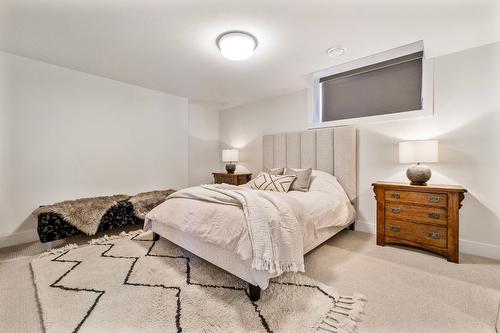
[262,126,357,203]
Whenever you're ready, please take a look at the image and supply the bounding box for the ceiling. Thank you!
[1,0,499,109]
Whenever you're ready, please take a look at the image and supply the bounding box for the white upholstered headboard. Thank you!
[262,126,357,203]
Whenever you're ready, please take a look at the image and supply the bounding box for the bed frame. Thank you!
[153,126,357,301]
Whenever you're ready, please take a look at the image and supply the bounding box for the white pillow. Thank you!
[309,170,337,189]
[284,168,312,192]
[247,172,296,192]
[264,167,285,175]
[308,170,350,198]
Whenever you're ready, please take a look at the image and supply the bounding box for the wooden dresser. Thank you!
[212,172,252,186]
[372,181,467,263]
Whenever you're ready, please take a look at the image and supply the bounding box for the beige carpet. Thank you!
[31,230,365,333]
[0,256,44,333]
[306,231,500,333]
[1,229,499,333]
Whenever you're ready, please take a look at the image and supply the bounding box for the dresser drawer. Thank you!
[213,173,252,186]
[237,175,250,185]
[385,202,448,226]
[385,219,447,248]
[214,175,236,185]
[385,190,447,208]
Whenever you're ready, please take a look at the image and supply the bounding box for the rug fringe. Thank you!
[316,293,366,333]
[38,229,146,257]
[88,229,144,245]
[38,243,79,258]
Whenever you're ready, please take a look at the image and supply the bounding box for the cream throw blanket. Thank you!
[168,184,305,274]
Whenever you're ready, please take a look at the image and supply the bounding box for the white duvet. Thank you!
[144,170,355,269]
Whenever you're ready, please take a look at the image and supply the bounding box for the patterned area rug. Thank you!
[31,231,365,333]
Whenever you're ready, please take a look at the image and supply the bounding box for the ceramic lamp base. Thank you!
[225,163,236,174]
[407,163,431,186]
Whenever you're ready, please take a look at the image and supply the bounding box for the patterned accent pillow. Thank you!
[247,173,296,192]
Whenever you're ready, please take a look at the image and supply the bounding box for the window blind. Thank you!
[320,51,423,122]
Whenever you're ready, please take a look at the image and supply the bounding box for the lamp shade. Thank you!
[399,140,438,164]
[222,149,239,162]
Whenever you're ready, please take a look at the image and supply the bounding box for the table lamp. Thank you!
[222,149,239,174]
[399,140,438,186]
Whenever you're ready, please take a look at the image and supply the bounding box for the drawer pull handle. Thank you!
[391,208,401,213]
[428,197,440,203]
[391,193,400,199]
[428,212,440,219]
[390,225,400,232]
[427,231,441,239]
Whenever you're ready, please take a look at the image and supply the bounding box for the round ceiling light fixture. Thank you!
[216,31,258,61]
[327,46,346,57]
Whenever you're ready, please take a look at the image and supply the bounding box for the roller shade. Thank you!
[320,51,423,121]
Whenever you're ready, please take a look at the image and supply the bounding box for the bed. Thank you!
[145,127,357,301]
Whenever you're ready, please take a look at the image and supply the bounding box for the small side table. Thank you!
[212,172,252,186]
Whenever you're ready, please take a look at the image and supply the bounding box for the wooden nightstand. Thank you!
[212,172,252,186]
[372,181,467,263]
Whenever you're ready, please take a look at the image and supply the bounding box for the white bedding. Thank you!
[145,170,355,264]
[160,183,305,274]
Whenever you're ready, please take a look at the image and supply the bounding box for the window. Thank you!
[310,41,433,127]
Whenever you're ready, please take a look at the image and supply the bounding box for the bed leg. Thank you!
[46,242,52,251]
[152,232,160,241]
[248,284,261,302]
[348,222,355,231]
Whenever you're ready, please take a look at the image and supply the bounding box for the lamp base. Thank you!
[406,163,431,186]
[225,163,236,174]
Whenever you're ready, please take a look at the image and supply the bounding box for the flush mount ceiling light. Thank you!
[327,46,346,57]
[216,31,258,61]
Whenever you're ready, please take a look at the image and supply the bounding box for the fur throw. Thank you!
[129,189,175,219]
[34,195,130,236]
[33,189,176,237]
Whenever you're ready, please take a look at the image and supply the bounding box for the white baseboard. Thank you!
[353,221,377,234]
[460,239,500,261]
[0,229,38,249]
[353,221,500,261]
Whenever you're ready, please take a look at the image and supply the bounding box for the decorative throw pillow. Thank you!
[264,167,285,175]
[284,168,313,192]
[247,172,296,192]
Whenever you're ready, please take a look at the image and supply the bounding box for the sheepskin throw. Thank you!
[37,201,141,243]
[31,230,366,333]
[129,189,176,219]
[34,190,176,239]
[34,195,130,236]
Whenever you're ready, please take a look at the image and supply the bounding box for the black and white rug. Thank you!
[31,230,365,333]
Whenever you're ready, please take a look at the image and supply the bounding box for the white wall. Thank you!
[219,90,308,173]
[188,103,220,186]
[0,51,190,247]
[219,42,500,260]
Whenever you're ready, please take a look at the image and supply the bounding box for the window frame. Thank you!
[308,41,434,129]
